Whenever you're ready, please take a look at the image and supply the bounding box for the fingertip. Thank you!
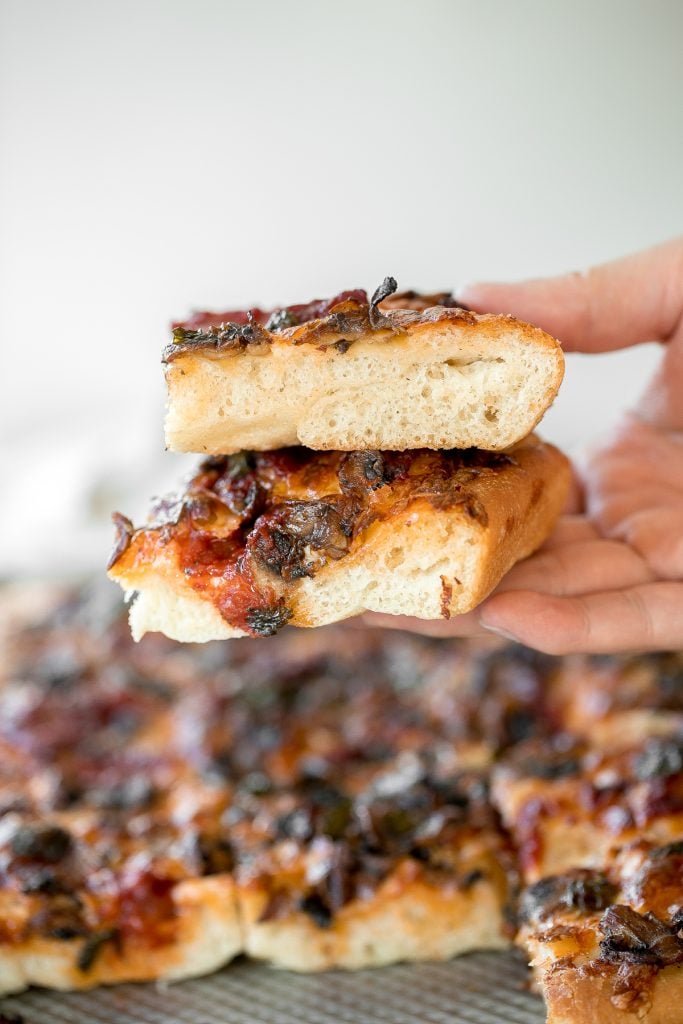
[455,281,513,312]
[478,590,580,655]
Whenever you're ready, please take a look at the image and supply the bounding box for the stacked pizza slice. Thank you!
[1,585,682,1024]
[107,280,569,640]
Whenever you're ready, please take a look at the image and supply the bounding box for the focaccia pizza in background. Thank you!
[3,581,682,1024]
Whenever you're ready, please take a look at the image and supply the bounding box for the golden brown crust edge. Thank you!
[166,304,560,357]
[0,877,241,996]
[542,961,683,1024]
[238,876,509,971]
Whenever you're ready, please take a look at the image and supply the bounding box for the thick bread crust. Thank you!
[238,875,508,971]
[541,963,683,1024]
[165,310,564,454]
[111,437,570,642]
[0,877,241,996]
[519,842,683,1023]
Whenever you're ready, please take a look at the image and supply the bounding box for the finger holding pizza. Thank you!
[372,239,683,653]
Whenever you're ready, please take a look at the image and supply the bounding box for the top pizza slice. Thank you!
[164,281,564,454]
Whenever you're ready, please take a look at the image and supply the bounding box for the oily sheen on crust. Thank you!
[108,436,570,642]
[164,281,564,454]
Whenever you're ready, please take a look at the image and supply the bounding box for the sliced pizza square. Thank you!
[518,840,683,1024]
[164,282,564,454]
[108,438,569,641]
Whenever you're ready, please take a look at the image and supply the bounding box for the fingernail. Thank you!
[454,281,478,302]
[479,614,520,643]
[484,626,520,643]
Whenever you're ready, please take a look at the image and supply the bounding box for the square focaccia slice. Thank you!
[164,283,564,454]
[0,785,241,995]
[492,732,683,883]
[108,437,570,642]
[166,629,542,971]
[518,840,683,1024]
[229,762,515,971]
[0,590,242,995]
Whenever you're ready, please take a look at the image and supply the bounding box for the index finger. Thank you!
[479,582,683,654]
[458,237,683,354]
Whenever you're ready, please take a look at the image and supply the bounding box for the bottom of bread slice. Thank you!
[518,841,683,1024]
[0,876,241,995]
[109,435,570,642]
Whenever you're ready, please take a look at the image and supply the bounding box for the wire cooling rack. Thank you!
[2,950,545,1024]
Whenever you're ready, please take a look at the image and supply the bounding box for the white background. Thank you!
[1,0,682,575]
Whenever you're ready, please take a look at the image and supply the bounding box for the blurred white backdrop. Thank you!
[1,0,682,575]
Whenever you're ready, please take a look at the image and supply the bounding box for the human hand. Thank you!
[367,239,683,654]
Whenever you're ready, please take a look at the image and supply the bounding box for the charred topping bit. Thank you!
[649,840,683,860]
[338,450,387,493]
[266,290,369,332]
[299,893,333,929]
[196,834,234,875]
[380,290,472,313]
[165,280,481,360]
[239,767,493,925]
[465,646,553,750]
[276,808,313,842]
[599,905,683,967]
[519,871,618,924]
[20,867,67,895]
[167,289,371,358]
[166,314,271,361]
[633,737,683,780]
[249,499,354,582]
[460,869,485,889]
[264,308,299,331]
[30,893,88,940]
[77,928,119,972]
[368,275,398,329]
[244,603,293,637]
[107,512,134,570]
[459,448,517,470]
[10,823,74,863]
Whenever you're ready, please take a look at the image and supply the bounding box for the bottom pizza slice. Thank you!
[108,438,569,641]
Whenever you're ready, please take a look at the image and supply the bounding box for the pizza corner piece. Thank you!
[107,438,570,643]
[518,840,683,1024]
